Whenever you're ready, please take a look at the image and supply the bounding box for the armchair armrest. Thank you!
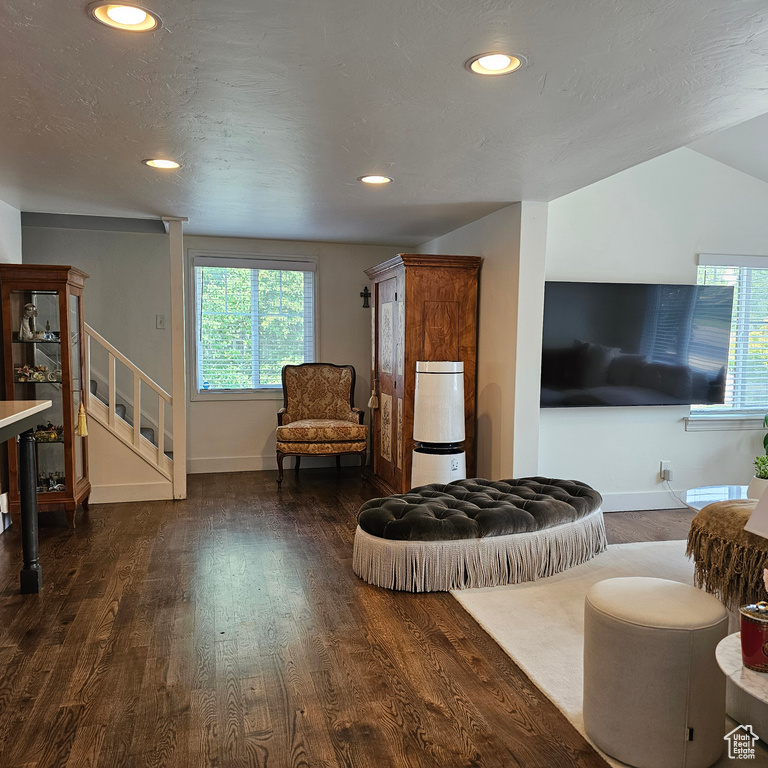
[278,407,288,427]
[352,407,365,424]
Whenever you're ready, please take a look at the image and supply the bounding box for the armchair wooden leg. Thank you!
[277,451,285,486]
[294,456,301,474]
[360,449,367,481]
[336,456,341,473]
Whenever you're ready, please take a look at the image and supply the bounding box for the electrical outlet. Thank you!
[660,460,673,482]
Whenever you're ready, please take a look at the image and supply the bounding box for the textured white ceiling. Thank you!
[1,0,767,244]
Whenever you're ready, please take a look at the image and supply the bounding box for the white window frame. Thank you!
[686,253,768,432]
[186,250,318,402]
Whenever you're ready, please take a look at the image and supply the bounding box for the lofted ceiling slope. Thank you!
[1,0,767,244]
[688,112,768,187]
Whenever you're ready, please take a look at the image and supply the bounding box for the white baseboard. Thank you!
[187,454,362,474]
[187,455,273,473]
[600,489,686,512]
[90,481,173,504]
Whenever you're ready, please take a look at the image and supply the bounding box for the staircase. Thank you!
[85,323,174,484]
[89,379,171,455]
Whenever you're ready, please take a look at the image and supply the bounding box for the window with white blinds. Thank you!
[695,256,768,413]
[192,255,315,392]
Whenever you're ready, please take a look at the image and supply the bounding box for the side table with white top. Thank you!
[717,632,768,740]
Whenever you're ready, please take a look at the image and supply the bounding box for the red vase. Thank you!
[740,603,768,672]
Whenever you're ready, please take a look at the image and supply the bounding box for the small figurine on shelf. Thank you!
[14,363,48,382]
[19,303,37,341]
[33,422,64,442]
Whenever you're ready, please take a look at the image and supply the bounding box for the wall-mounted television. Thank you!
[540,281,734,408]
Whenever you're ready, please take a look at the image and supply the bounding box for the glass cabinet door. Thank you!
[71,292,84,482]
[10,289,66,494]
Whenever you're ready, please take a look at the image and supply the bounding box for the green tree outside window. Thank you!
[195,264,314,391]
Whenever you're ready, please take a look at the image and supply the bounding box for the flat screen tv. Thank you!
[540,282,734,408]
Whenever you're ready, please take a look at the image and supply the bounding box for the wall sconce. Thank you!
[360,286,371,308]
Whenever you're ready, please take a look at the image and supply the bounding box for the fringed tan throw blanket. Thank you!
[686,499,768,609]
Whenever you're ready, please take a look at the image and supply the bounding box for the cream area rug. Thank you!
[452,540,768,767]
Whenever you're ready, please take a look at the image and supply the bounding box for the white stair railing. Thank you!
[84,323,174,482]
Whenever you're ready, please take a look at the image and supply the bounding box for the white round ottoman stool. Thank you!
[583,577,728,768]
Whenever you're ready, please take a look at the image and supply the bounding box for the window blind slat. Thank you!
[695,263,768,413]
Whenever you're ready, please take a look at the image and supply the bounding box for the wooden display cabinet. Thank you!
[0,265,90,527]
[364,253,481,495]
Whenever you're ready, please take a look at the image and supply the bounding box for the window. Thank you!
[695,255,768,414]
[191,254,315,394]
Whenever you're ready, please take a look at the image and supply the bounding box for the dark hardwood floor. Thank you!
[604,506,696,544]
[0,470,693,768]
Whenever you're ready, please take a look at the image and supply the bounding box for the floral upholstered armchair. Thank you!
[276,363,367,485]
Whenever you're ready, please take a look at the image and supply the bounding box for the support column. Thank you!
[510,201,548,477]
[18,429,42,593]
[163,216,188,500]
[418,201,548,480]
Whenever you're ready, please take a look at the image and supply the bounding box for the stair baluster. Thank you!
[85,323,174,482]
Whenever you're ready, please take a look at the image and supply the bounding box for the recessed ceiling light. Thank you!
[465,53,526,76]
[142,158,181,169]
[88,3,162,32]
[358,175,393,185]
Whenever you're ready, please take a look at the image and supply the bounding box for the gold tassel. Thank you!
[76,401,88,437]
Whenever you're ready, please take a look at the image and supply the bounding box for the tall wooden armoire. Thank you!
[364,254,481,495]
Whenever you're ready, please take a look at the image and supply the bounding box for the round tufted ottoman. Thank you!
[352,477,606,592]
[583,577,728,768]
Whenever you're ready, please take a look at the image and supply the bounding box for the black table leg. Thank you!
[18,429,41,594]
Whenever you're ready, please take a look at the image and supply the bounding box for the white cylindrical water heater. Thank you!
[411,361,466,487]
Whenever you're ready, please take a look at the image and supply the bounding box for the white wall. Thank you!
[0,199,22,264]
[22,227,171,389]
[420,202,548,479]
[542,148,768,509]
[184,236,399,473]
[88,418,173,503]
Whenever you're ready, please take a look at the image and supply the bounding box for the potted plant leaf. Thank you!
[747,415,768,500]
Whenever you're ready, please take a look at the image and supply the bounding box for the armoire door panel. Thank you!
[380,301,394,375]
[379,393,392,462]
[373,276,399,491]
[423,301,459,360]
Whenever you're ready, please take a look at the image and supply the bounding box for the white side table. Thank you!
[684,485,748,511]
[717,632,768,740]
